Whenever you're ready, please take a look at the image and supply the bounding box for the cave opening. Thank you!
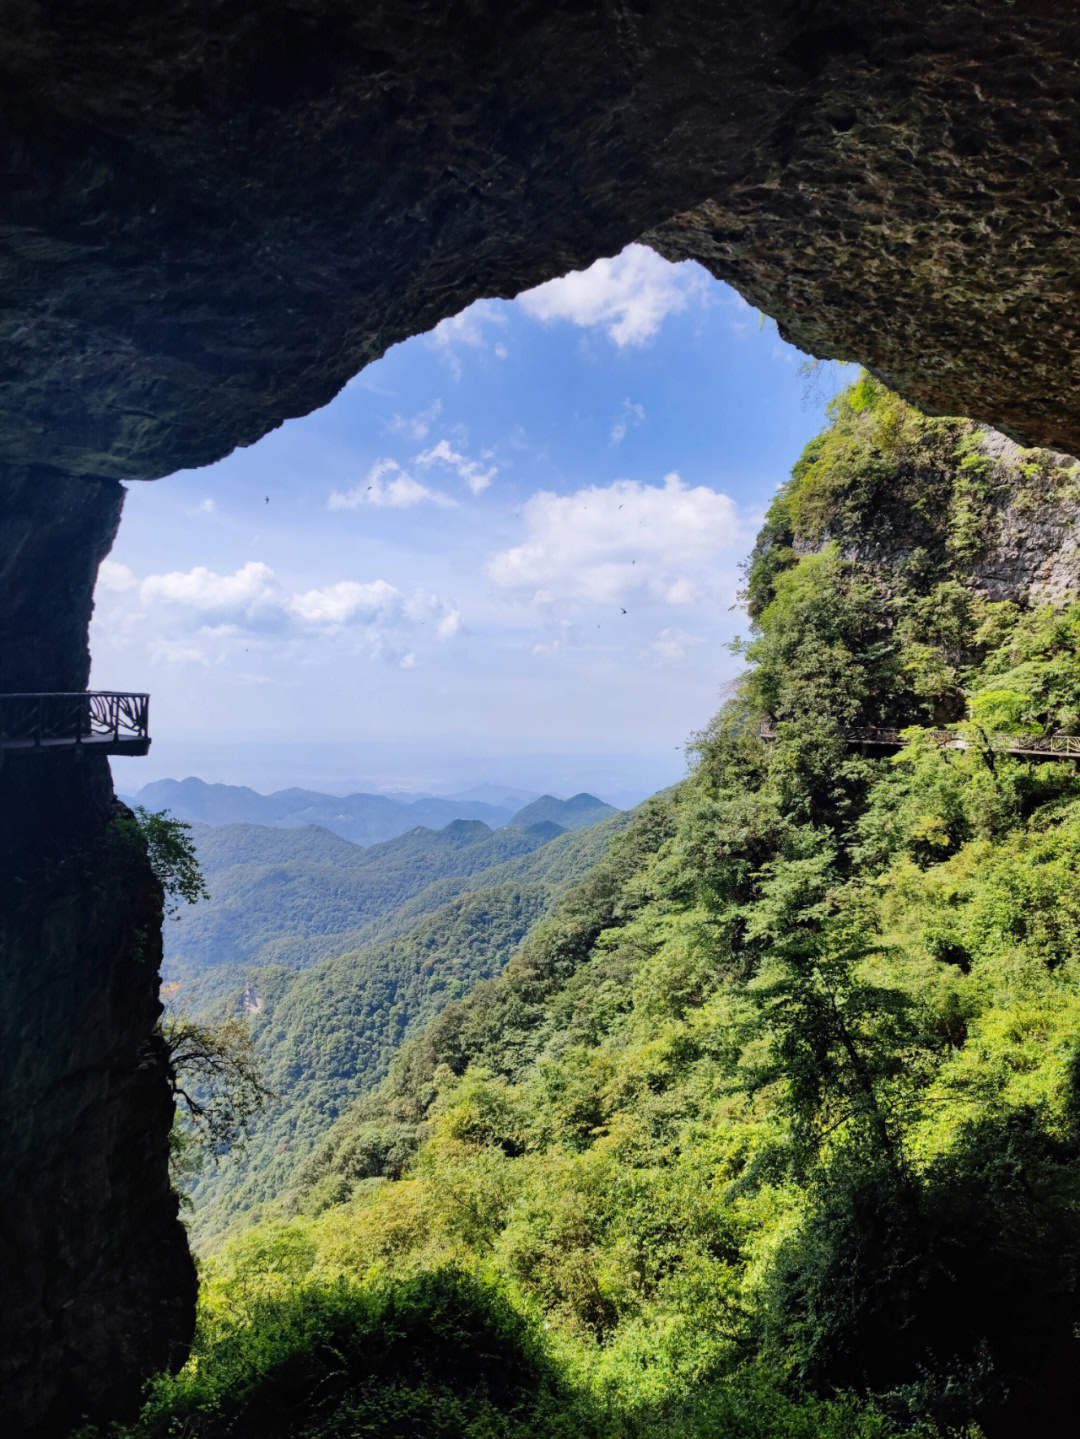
[90,249,855,810]
[6,3,1080,1432]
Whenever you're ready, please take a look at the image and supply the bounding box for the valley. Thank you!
[120,381,1080,1437]
[159,801,630,1242]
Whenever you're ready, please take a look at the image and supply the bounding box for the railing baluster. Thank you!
[0,692,151,754]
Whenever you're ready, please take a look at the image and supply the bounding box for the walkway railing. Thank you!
[0,692,150,755]
[759,719,1080,759]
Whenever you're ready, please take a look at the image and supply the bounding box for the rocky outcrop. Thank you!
[0,471,196,1434]
[965,433,1080,608]
[785,421,1080,616]
[1,465,123,694]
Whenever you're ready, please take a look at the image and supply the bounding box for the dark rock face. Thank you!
[792,423,1080,610]
[0,772,197,1437]
[1,465,123,693]
[5,2,1080,484]
[0,476,197,1431]
[6,1,1080,1430]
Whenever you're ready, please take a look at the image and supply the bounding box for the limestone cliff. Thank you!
[0,774,197,1434]
[771,418,1080,611]
[4,2,1080,481]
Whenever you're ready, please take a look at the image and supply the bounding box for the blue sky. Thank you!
[93,246,854,804]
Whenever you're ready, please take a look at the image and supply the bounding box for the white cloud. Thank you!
[416,439,498,496]
[650,627,706,663]
[437,608,463,639]
[517,245,708,347]
[329,458,455,510]
[610,400,645,444]
[487,473,745,607]
[133,561,463,659]
[98,560,137,593]
[426,299,507,378]
[387,400,443,442]
[289,579,400,627]
[140,561,283,625]
[194,497,217,516]
[149,639,209,666]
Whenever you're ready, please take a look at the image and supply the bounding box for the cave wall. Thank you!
[5,0,1080,1430]
[1,472,197,1436]
[0,775,197,1436]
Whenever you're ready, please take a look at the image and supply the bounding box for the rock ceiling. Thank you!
[5,0,1080,484]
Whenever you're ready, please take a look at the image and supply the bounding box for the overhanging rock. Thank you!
[4,1,1080,486]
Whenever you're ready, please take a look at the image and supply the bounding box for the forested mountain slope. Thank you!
[121,380,1080,1439]
[507,794,618,831]
[165,817,583,978]
[178,815,632,1243]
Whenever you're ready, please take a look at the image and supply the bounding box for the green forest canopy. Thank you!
[113,381,1080,1439]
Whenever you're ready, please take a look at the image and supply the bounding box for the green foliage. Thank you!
[114,1268,601,1439]
[112,805,209,918]
[163,1014,275,1167]
[174,816,631,1244]
[114,380,1080,1439]
[164,813,629,984]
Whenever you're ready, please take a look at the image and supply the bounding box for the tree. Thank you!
[118,807,272,1181]
[161,1013,275,1158]
[113,804,209,918]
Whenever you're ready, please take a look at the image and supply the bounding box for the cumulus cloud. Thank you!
[140,561,283,626]
[416,438,498,495]
[289,580,463,641]
[98,560,137,593]
[650,627,706,663]
[149,639,209,666]
[531,619,578,658]
[487,473,745,607]
[517,245,708,347]
[289,579,400,627]
[126,560,464,669]
[329,458,455,510]
[610,399,645,444]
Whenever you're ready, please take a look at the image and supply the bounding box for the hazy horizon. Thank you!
[110,737,680,811]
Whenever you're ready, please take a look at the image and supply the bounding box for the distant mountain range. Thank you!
[508,792,621,831]
[122,776,618,847]
[165,816,574,974]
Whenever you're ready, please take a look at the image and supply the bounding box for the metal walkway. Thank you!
[759,719,1080,760]
[0,693,150,755]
